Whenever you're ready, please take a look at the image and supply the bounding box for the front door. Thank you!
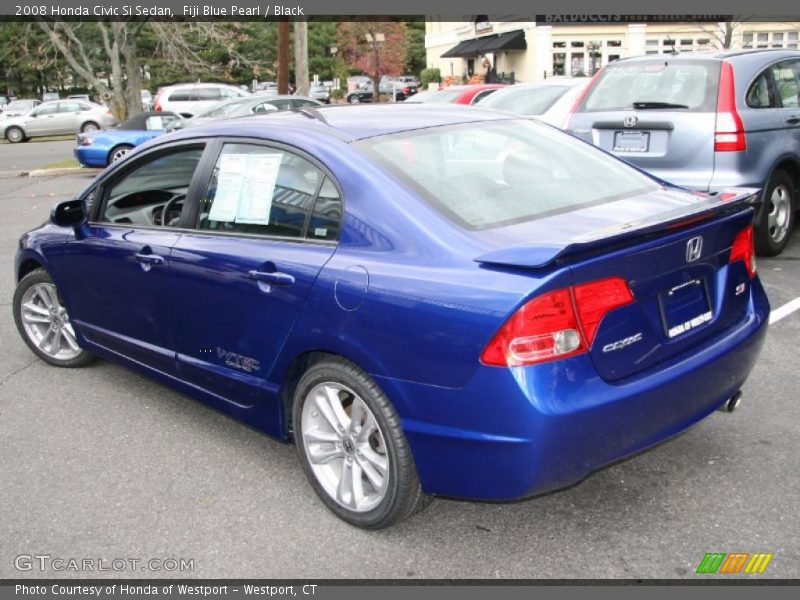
[55,143,207,375]
[170,141,342,409]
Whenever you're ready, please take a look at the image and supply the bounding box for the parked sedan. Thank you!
[13,105,768,529]
[74,111,183,167]
[477,79,591,127]
[175,95,321,130]
[407,83,506,105]
[2,100,117,143]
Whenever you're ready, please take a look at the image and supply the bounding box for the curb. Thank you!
[28,167,101,178]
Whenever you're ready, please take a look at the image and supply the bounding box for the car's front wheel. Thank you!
[5,126,25,143]
[755,170,796,256]
[348,95,360,104]
[13,269,94,368]
[293,357,429,529]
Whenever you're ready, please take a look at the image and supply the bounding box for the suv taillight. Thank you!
[714,61,746,152]
[153,92,162,112]
[565,67,604,128]
[730,225,756,278]
[481,277,634,367]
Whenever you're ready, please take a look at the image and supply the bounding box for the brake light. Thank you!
[481,277,633,367]
[565,67,604,126]
[153,92,162,112]
[714,61,746,152]
[729,225,756,278]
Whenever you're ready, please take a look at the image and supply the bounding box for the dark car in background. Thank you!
[567,49,800,255]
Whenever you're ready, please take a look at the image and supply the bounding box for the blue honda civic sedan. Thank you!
[13,105,769,528]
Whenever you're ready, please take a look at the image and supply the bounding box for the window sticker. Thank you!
[207,152,282,225]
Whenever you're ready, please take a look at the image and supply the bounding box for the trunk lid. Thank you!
[567,58,721,191]
[475,188,759,381]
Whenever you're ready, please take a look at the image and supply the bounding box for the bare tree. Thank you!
[698,19,753,49]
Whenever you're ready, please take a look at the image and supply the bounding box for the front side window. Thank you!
[198,144,337,239]
[359,120,658,231]
[32,104,58,116]
[770,60,800,108]
[97,146,204,227]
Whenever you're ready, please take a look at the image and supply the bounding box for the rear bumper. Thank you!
[74,146,107,168]
[378,280,769,500]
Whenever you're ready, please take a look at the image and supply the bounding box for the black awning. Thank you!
[479,30,527,53]
[440,30,526,58]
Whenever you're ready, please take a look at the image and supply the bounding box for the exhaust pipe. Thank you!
[718,391,743,413]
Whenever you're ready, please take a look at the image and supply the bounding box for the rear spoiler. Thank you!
[474,188,760,269]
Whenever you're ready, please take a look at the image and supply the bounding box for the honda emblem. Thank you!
[623,115,638,128]
[686,236,703,262]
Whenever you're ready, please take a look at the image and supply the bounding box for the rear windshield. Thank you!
[358,120,658,230]
[579,59,720,112]
[425,89,465,104]
[479,85,572,115]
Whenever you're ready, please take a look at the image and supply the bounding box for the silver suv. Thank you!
[567,49,800,255]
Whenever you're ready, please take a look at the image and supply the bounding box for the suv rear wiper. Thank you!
[632,101,689,109]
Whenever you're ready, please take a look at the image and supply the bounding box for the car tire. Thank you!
[13,268,95,368]
[108,144,134,164]
[755,170,796,256]
[5,126,25,143]
[292,356,430,529]
[348,95,360,104]
[80,121,100,133]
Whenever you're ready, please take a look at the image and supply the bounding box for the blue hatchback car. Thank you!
[14,105,769,528]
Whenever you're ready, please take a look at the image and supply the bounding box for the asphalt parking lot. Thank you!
[1,158,799,579]
[0,138,75,174]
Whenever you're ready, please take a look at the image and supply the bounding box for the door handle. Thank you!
[248,270,295,286]
[134,252,165,272]
[786,116,800,125]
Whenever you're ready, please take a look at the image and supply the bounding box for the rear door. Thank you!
[568,59,721,191]
[770,58,800,142]
[170,140,342,408]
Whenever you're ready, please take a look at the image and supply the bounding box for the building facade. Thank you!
[425,19,800,84]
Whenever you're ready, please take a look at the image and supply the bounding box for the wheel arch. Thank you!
[106,143,134,165]
[766,155,800,200]
[17,256,44,282]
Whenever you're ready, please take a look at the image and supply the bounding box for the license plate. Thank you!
[659,278,713,339]
[613,130,650,153]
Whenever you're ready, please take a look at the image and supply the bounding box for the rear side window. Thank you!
[198,143,339,240]
[770,60,800,108]
[479,85,571,115]
[579,60,720,112]
[746,71,777,108]
[359,120,658,231]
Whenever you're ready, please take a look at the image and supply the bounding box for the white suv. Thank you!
[154,83,250,118]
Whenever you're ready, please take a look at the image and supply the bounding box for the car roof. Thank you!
[442,84,506,91]
[163,82,244,90]
[616,48,800,63]
[169,104,515,143]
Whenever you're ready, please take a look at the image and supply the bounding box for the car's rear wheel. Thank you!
[293,357,429,529]
[81,121,100,133]
[5,126,25,143]
[109,144,134,163]
[755,170,796,256]
[13,269,94,368]
[348,95,360,104]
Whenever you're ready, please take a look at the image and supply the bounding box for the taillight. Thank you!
[153,93,162,111]
[714,61,746,152]
[730,225,756,278]
[481,277,633,367]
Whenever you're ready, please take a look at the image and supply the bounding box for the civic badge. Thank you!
[623,115,638,128]
[686,236,703,262]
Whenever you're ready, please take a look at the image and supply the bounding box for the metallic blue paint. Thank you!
[18,105,770,500]
[74,128,167,167]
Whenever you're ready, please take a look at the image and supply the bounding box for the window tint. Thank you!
[471,89,498,104]
[771,60,800,108]
[58,101,82,113]
[33,104,58,116]
[359,120,657,231]
[307,178,342,241]
[98,147,204,227]
[579,60,720,112]
[268,99,293,111]
[292,99,319,108]
[198,144,324,239]
[479,85,571,115]
[746,71,777,108]
[168,90,195,102]
[251,102,277,114]
[195,88,222,101]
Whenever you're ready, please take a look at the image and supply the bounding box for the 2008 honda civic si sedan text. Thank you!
[13,105,769,529]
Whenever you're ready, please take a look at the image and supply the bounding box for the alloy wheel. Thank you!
[6,127,23,142]
[111,147,131,162]
[768,184,791,244]
[19,283,82,361]
[300,382,389,513]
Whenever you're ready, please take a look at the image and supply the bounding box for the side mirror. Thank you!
[51,198,87,228]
